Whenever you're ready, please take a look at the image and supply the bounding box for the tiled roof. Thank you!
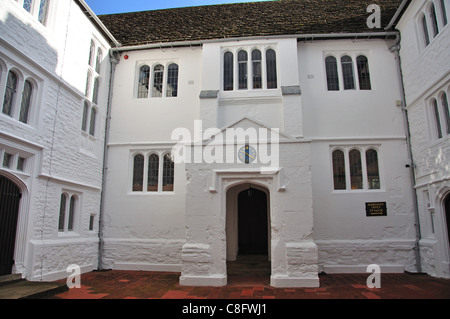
[98,0,402,47]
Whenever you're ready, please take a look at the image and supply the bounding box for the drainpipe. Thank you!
[389,32,422,273]
[97,48,120,270]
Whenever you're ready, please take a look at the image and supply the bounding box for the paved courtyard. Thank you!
[51,270,450,300]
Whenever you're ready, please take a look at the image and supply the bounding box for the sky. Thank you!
[84,0,274,15]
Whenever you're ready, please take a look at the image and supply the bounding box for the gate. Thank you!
[0,175,22,276]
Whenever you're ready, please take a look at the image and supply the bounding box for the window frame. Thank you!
[222,46,278,92]
[429,87,450,141]
[0,62,40,126]
[331,146,382,192]
[58,192,80,234]
[325,56,340,91]
[18,0,51,26]
[324,53,372,92]
[81,38,104,138]
[135,62,179,99]
[130,150,175,193]
[418,1,448,50]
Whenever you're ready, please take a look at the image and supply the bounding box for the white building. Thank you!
[0,0,448,287]
[0,0,118,281]
[392,0,450,278]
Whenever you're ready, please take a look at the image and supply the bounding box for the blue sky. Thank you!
[84,0,273,15]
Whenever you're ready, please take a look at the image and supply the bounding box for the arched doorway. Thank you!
[0,175,22,276]
[226,183,271,278]
[238,187,268,255]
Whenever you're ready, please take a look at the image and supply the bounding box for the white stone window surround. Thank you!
[134,60,180,99]
[15,0,52,26]
[221,44,279,92]
[128,149,176,194]
[426,84,450,142]
[0,57,42,128]
[330,144,384,192]
[416,0,449,51]
[323,51,373,92]
[82,37,105,139]
[58,189,82,236]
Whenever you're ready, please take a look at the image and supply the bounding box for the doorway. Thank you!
[238,187,268,255]
[226,183,271,279]
[0,175,22,276]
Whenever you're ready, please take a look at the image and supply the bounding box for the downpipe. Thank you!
[389,32,422,273]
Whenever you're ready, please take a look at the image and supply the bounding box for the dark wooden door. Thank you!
[238,188,268,255]
[0,176,21,276]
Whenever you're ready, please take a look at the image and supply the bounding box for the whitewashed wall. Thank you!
[0,0,112,281]
[299,39,418,273]
[396,0,450,278]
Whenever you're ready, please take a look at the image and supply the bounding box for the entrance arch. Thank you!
[226,183,271,262]
[0,175,22,276]
[238,188,268,255]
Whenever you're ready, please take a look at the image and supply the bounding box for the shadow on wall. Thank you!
[0,10,58,76]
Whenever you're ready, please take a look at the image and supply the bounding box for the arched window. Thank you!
[430,3,440,37]
[133,154,144,192]
[238,50,248,90]
[252,49,262,89]
[23,0,33,12]
[163,153,174,192]
[441,92,450,135]
[349,149,362,189]
[58,193,67,232]
[88,40,95,66]
[421,15,430,46]
[38,0,50,26]
[440,0,448,26]
[366,149,380,189]
[89,107,97,136]
[166,63,179,97]
[81,101,89,132]
[2,71,18,116]
[341,56,355,90]
[68,195,76,231]
[138,65,150,98]
[432,98,443,139]
[147,154,159,192]
[95,48,103,74]
[266,49,277,89]
[152,64,164,97]
[92,77,99,104]
[223,52,234,91]
[325,56,339,91]
[332,150,346,190]
[85,70,92,98]
[19,79,33,124]
[356,55,371,90]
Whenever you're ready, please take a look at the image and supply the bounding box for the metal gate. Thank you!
[0,175,21,276]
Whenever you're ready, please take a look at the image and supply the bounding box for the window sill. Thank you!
[331,189,385,194]
[127,191,176,195]
[429,134,450,148]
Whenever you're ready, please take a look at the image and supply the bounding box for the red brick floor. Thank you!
[51,270,450,300]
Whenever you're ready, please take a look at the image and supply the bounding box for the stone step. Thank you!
[227,255,271,276]
[0,275,68,299]
[0,274,23,287]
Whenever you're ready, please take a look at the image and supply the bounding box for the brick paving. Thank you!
[50,270,450,300]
